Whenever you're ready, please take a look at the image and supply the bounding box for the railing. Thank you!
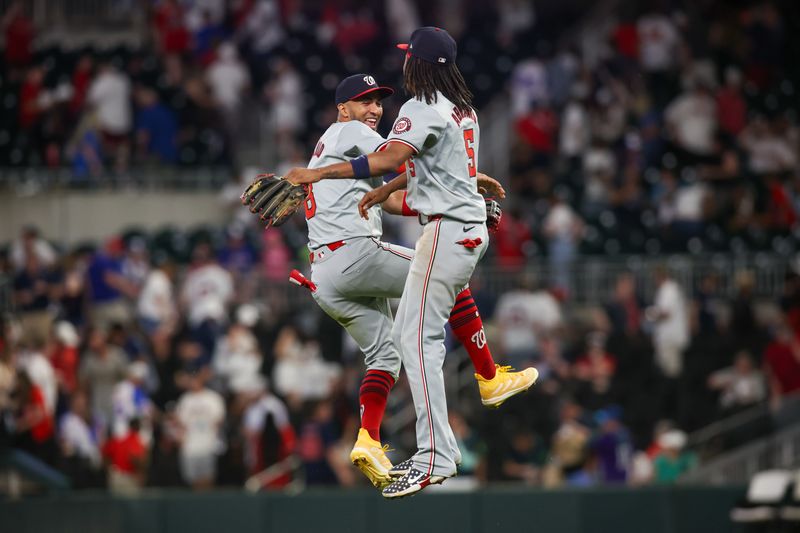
[474,253,788,304]
[32,0,143,28]
[686,403,773,458]
[254,254,789,312]
[680,423,800,485]
[0,167,234,193]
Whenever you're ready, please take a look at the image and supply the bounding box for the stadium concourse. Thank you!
[1,0,800,498]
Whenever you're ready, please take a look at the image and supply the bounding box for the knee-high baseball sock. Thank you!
[449,288,497,380]
[359,369,395,441]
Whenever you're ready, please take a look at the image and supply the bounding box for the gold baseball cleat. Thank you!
[476,364,539,408]
[350,428,393,489]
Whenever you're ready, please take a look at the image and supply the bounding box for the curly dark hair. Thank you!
[403,56,474,113]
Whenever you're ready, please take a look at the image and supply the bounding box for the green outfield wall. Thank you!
[0,485,745,533]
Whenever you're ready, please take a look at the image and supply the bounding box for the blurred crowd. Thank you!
[1,0,797,263]
[1,219,800,492]
[0,0,523,177]
[500,0,800,273]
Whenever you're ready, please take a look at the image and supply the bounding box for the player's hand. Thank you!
[359,185,392,219]
[284,167,321,186]
[477,173,506,199]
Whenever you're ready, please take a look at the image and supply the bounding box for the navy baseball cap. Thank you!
[335,74,394,105]
[396,27,457,65]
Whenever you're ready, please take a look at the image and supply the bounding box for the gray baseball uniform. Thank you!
[384,91,488,478]
[305,120,416,380]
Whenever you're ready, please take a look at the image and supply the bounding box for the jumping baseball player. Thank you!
[283,73,536,491]
[283,27,538,498]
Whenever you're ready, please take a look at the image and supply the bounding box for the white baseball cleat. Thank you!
[382,468,446,499]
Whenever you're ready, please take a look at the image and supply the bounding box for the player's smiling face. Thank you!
[340,95,383,130]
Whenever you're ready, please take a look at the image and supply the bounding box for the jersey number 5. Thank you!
[463,129,476,178]
[304,184,317,219]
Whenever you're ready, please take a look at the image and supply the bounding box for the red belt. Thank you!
[309,240,346,263]
[418,214,444,225]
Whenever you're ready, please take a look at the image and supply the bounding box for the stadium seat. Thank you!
[730,469,793,524]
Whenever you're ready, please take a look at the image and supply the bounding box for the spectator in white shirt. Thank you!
[510,57,549,118]
[543,193,584,294]
[213,310,263,396]
[18,344,57,416]
[137,259,177,335]
[59,391,103,485]
[665,81,717,158]
[559,91,591,161]
[206,41,250,139]
[10,226,57,273]
[121,238,150,293]
[637,12,680,73]
[740,116,798,176]
[181,242,234,330]
[708,351,766,414]
[175,372,226,489]
[494,278,563,368]
[265,57,303,151]
[646,268,689,379]
[87,62,131,172]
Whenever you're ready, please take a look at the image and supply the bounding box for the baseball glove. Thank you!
[485,197,502,233]
[241,173,308,227]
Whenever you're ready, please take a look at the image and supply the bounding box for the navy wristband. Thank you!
[382,171,400,182]
[350,155,371,179]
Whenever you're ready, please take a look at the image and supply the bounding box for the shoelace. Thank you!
[370,443,394,453]
[496,365,516,373]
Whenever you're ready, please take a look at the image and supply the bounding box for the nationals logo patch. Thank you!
[313,141,324,157]
[393,117,412,134]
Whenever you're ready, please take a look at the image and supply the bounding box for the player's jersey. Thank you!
[306,121,385,249]
[384,91,486,224]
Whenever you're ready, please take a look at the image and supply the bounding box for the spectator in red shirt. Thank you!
[515,103,559,159]
[103,418,148,494]
[153,0,191,55]
[492,207,533,269]
[49,321,81,397]
[716,67,747,138]
[573,332,618,382]
[14,371,56,465]
[765,175,797,230]
[1,1,34,70]
[613,15,639,60]
[763,320,800,410]
[70,54,94,117]
[18,66,45,131]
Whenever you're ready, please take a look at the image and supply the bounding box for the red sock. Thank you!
[449,288,497,380]
[359,369,395,441]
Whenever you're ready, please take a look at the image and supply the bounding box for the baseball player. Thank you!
[288,73,537,491]
[283,27,538,498]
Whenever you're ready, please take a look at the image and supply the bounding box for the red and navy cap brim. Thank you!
[344,86,394,103]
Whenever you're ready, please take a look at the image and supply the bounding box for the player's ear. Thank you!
[337,102,349,120]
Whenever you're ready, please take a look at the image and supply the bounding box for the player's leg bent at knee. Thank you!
[311,283,399,487]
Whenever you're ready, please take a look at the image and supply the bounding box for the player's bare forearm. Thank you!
[382,172,408,194]
[284,143,415,185]
[381,190,407,215]
[359,174,408,219]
